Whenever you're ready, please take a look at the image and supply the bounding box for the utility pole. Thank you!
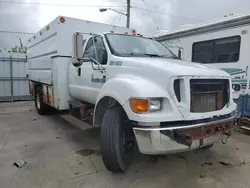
[126,0,131,28]
[100,0,131,28]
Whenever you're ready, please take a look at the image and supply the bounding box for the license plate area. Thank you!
[175,120,234,146]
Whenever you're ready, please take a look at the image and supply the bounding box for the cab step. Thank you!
[68,100,94,125]
[60,114,92,131]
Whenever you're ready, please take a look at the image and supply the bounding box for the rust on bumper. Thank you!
[133,115,237,149]
[175,119,235,146]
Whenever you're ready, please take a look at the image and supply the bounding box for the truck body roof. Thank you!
[27,16,134,58]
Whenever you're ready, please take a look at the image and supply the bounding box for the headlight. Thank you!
[149,98,162,112]
[129,98,162,113]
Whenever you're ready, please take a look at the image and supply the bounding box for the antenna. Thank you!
[19,38,23,49]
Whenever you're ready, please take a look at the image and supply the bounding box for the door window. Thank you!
[83,37,108,65]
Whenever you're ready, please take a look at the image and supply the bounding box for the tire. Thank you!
[35,87,49,115]
[100,106,135,173]
[201,144,214,150]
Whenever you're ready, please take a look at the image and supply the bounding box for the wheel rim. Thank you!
[121,120,135,162]
[36,93,41,109]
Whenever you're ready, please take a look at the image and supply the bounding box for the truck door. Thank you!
[69,36,108,104]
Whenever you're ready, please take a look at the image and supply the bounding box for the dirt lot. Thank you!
[0,101,250,188]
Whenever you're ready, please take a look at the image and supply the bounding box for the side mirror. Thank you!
[232,84,241,92]
[73,33,84,58]
[72,33,84,66]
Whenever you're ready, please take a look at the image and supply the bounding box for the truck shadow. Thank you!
[46,113,245,177]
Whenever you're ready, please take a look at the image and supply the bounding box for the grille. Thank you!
[190,79,229,112]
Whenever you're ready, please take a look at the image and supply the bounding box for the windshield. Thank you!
[105,34,177,58]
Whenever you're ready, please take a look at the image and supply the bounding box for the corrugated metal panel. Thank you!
[0,54,33,102]
[235,94,250,117]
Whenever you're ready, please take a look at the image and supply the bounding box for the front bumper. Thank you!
[132,115,237,155]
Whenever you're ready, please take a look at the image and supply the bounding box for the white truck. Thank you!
[28,16,237,173]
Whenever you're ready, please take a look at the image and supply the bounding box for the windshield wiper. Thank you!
[129,52,164,57]
[144,53,165,57]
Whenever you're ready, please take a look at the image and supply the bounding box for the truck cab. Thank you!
[69,32,237,170]
[28,16,237,173]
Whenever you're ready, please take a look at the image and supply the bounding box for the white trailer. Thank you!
[155,14,250,96]
[28,16,237,173]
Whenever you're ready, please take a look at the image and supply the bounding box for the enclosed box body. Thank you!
[28,16,133,109]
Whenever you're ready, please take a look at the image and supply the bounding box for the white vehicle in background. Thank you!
[28,16,237,173]
[155,14,250,97]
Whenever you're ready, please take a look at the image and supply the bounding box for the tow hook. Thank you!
[221,132,232,144]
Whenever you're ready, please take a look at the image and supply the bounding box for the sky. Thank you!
[0,0,250,49]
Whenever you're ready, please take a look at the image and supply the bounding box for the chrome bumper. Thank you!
[133,115,237,155]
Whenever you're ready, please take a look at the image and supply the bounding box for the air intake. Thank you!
[174,79,181,102]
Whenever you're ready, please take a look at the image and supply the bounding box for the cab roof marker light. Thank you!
[59,17,65,23]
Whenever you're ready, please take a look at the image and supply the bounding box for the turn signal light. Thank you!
[130,99,148,113]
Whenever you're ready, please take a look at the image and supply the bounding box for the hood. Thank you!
[121,57,230,77]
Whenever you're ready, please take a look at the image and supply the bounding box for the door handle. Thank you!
[78,68,81,76]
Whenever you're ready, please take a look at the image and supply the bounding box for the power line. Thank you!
[0,0,202,22]
[132,6,203,22]
[111,3,127,26]
[112,12,123,26]
[0,30,34,35]
[112,8,127,26]
[100,0,107,7]
[0,0,124,8]
[140,0,159,31]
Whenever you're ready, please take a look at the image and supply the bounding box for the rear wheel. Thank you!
[35,87,49,115]
[100,106,135,173]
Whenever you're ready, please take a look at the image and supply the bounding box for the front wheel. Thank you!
[100,106,135,173]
